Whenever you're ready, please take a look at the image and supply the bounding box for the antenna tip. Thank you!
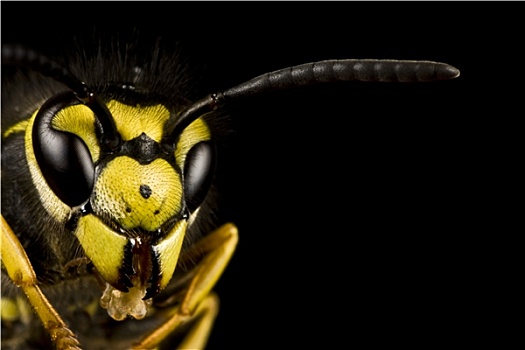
[439,63,461,80]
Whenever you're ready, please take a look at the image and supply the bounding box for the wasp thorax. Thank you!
[92,156,182,232]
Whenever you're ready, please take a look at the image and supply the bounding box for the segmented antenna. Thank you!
[224,59,460,98]
[1,44,120,150]
[167,59,460,141]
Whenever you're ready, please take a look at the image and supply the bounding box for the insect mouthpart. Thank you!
[99,236,157,321]
[74,212,188,321]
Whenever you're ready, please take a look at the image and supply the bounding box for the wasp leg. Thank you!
[177,293,220,350]
[133,223,238,349]
[1,215,81,350]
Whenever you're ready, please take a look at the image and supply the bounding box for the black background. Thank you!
[1,1,513,349]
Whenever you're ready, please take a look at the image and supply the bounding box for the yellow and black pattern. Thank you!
[1,25,460,350]
[2,35,234,350]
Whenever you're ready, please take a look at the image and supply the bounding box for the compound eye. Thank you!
[183,141,216,213]
[32,92,95,207]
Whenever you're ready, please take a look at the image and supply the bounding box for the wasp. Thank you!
[1,34,460,349]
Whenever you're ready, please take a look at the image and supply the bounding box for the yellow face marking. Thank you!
[46,100,173,163]
[75,214,128,284]
[24,110,70,221]
[2,119,29,139]
[154,219,187,289]
[175,117,211,169]
[93,156,182,232]
[52,104,100,161]
[15,94,212,232]
[107,100,170,142]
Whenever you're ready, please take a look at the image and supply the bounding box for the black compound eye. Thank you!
[183,141,216,213]
[32,92,95,207]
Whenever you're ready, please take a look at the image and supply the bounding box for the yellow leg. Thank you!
[1,215,81,350]
[133,223,238,349]
[177,293,220,350]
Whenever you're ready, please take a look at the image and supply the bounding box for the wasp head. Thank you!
[27,89,216,320]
